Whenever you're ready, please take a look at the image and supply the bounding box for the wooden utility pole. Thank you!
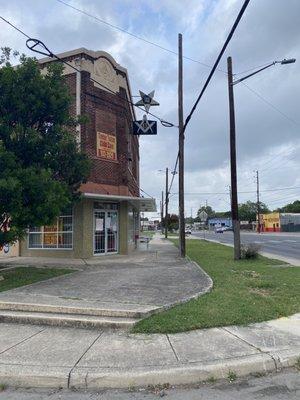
[161,190,164,234]
[227,56,241,260]
[165,168,169,239]
[256,170,261,233]
[178,33,185,257]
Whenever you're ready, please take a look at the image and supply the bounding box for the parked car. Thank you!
[185,229,192,235]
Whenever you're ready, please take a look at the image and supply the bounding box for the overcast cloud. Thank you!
[1,0,299,218]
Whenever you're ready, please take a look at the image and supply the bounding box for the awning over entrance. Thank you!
[82,193,157,212]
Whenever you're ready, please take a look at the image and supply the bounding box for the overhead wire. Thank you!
[183,0,251,132]
[241,81,299,127]
[233,60,276,76]
[168,0,251,197]
[0,15,159,199]
[54,0,228,74]
[170,185,300,196]
[0,16,176,128]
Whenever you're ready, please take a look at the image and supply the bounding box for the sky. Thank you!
[1,0,299,220]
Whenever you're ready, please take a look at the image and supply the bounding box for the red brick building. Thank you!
[20,48,155,258]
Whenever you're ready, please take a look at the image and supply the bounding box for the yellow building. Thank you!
[260,212,280,232]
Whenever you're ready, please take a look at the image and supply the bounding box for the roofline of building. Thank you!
[37,47,136,121]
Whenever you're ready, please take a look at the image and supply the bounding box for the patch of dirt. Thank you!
[242,270,261,278]
[249,287,271,297]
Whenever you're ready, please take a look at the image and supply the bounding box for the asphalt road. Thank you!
[1,370,299,399]
[192,230,300,264]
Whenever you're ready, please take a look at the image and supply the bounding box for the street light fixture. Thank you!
[227,56,296,260]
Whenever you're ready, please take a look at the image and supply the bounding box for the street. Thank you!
[192,231,300,264]
[0,370,299,399]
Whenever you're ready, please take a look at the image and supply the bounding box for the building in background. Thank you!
[260,212,300,232]
[208,217,232,230]
[20,48,155,258]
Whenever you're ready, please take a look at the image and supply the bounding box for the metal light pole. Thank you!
[178,33,185,257]
[227,56,296,259]
[227,56,241,260]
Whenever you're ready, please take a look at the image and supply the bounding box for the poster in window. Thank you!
[44,233,57,246]
[95,218,104,231]
[97,132,117,161]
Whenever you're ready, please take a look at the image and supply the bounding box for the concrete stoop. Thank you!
[0,302,152,330]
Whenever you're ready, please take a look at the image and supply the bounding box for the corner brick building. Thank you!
[20,48,156,258]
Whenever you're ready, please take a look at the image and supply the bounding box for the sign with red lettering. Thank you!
[97,132,117,161]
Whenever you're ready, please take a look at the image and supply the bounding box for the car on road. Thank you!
[185,229,192,235]
[215,226,232,233]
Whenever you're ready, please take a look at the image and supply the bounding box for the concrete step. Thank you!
[0,301,154,319]
[0,310,138,330]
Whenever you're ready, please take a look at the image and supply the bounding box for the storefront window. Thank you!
[28,215,73,249]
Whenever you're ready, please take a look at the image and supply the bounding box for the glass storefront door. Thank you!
[94,209,118,255]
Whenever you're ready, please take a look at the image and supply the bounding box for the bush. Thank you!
[241,243,261,259]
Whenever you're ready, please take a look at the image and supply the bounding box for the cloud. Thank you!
[1,0,299,216]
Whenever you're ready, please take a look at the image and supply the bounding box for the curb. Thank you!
[0,349,299,389]
[194,236,300,266]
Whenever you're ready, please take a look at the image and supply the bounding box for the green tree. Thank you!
[197,205,216,220]
[0,50,90,246]
[276,200,300,213]
[238,201,269,222]
[162,214,179,231]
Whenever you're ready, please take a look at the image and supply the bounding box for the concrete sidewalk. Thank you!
[0,236,212,329]
[0,314,299,389]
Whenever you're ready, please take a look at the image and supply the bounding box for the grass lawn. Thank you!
[0,267,73,292]
[133,239,300,334]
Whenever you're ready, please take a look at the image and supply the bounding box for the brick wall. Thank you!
[80,71,139,196]
[61,65,139,197]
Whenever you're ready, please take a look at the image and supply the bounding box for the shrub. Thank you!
[241,243,261,259]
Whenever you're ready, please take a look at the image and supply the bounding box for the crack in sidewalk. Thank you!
[222,327,279,371]
[166,334,180,362]
[0,327,45,355]
[67,330,104,389]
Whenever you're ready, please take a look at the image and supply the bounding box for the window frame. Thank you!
[28,214,73,250]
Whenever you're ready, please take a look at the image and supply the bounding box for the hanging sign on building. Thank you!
[133,115,157,135]
[97,132,117,160]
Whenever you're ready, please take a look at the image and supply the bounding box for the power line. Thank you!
[0,14,158,200]
[54,0,227,74]
[0,16,30,39]
[168,153,179,194]
[0,15,176,128]
[259,145,296,172]
[234,60,275,76]
[265,193,300,205]
[171,185,300,196]
[241,81,299,127]
[183,0,251,132]
[168,0,251,197]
